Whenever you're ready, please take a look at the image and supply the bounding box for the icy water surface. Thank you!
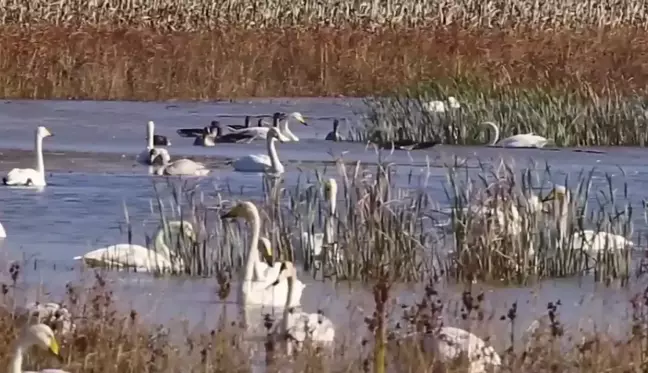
[0,99,647,348]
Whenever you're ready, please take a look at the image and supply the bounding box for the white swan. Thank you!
[73,221,195,273]
[430,326,501,373]
[9,323,70,373]
[149,149,210,176]
[423,96,461,113]
[226,112,307,142]
[545,185,635,253]
[302,178,343,267]
[220,201,305,309]
[0,221,5,238]
[268,261,335,354]
[3,126,53,187]
[231,127,285,174]
[137,121,170,166]
[15,302,75,336]
[482,121,549,148]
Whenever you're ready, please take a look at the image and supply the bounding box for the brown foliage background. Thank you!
[0,25,647,99]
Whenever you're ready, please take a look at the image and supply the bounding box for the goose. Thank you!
[325,119,343,141]
[422,96,461,113]
[544,185,635,253]
[268,261,335,354]
[73,220,195,273]
[153,134,171,146]
[482,121,549,148]
[136,121,170,166]
[231,127,285,174]
[149,149,210,176]
[176,120,220,138]
[9,323,70,373]
[220,201,306,309]
[302,179,343,267]
[193,126,219,147]
[15,302,74,336]
[0,221,5,238]
[3,126,53,187]
[372,128,438,151]
[215,119,271,144]
[226,112,307,142]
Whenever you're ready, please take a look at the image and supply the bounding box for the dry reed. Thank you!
[0,25,647,100]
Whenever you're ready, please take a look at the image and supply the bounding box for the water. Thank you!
[0,98,647,350]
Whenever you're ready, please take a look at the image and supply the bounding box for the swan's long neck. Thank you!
[9,344,23,373]
[324,188,337,245]
[243,208,262,284]
[484,122,500,146]
[283,274,295,355]
[147,122,155,149]
[280,119,298,141]
[34,133,45,176]
[267,137,284,173]
[153,222,176,258]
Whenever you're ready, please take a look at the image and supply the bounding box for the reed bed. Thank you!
[2,266,648,373]
[3,0,648,29]
[0,26,648,102]
[122,156,642,286]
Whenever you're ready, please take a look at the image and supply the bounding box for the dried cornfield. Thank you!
[2,0,648,29]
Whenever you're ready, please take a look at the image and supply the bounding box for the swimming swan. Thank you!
[231,127,285,174]
[73,221,195,273]
[149,149,210,176]
[220,201,305,309]
[302,179,343,267]
[3,126,53,187]
[325,119,343,141]
[269,261,335,354]
[9,323,70,373]
[226,112,307,141]
[482,121,549,148]
[423,96,461,113]
[177,120,220,138]
[137,121,170,166]
[545,185,635,253]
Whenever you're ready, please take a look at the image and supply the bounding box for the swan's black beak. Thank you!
[271,279,280,286]
[220,211,235,219]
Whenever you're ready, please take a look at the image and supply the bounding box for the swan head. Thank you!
[19,323,60,357]
[543,185,569,202]
[221,201,258,223]
[36,126,53,139]
[324,178,338,200]
[289,112,308,126]
[258,237,274,265]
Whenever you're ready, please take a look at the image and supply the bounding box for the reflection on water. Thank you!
[0,99,647,348]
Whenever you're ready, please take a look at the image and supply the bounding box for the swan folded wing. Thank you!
[227,127,270,139]
[4,168,41,185]
[497,134,548,148]
[75,244,178,271]
[232,154,272,172]
[163,159,210,176]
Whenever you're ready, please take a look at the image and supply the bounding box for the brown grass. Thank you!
[1,25,648,100]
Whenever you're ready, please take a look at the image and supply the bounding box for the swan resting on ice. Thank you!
[3,126,53,187]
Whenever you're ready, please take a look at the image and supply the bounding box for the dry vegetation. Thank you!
[0,25,647,100]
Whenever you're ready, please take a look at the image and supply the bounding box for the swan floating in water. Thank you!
[482,121,549,148]
[193,126,219,147]
[302,178,343,267]
[15,302,75,335]
[268,261,335,354]
[231,127,285,174]
[545,185,635,253]
[149,149,210,176]
[325,119,343,141]
[221,201,305,309]
[177,120,220,138]
[422,96,461,113]
[226,112,307,141]
[73,221,195,273]
[3,126,53,187]
[9,323,70,373]
[137,121,170,166]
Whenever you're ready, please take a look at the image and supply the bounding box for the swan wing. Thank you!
[227,127,270,139]
[3,168,44,186]
[163,159,210,176]
[232,154,272,172]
